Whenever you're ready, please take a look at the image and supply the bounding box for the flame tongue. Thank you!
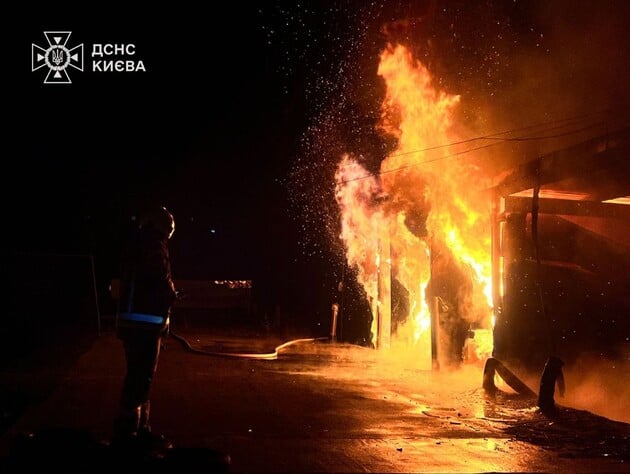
[335,44,493,365]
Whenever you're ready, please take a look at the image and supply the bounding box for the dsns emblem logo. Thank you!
[32,31,84,84]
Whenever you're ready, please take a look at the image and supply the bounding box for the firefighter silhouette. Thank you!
[113,205,177,449]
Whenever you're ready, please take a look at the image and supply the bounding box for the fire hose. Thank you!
[169,331,329,360]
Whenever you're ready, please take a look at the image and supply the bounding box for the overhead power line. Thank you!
[338,107,630,184]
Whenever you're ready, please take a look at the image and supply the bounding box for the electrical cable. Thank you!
[340,109,610,168]
[338,104,630,184]
[340,121,611,184]
[169,330,329,360]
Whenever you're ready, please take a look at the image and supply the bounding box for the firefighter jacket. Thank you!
[117,227,177,335]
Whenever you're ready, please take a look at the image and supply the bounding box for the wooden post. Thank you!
[377,231,392,350]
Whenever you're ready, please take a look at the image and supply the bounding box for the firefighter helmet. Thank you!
[139,206,175,239]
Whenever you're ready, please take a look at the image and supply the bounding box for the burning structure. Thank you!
[491,128,630,370]
[335,44,494,370]
[333,43,630,381]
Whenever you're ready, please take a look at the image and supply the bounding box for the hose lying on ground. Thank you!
[169,331,329,360]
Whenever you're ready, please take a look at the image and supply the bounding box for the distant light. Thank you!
[213,280,252,289]
[131,215,137,221]
[210,229,216,234]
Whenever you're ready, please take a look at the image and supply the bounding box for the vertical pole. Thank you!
[429,241,440,370]
[377,231,391,350]
[490,191,503,353]
[430,296,440,370]
[330,303,339,342]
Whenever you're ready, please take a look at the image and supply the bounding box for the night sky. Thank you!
[12,4,352,326]
[17,7,290,259]
[15,9,292,282]
[10,1,630,328]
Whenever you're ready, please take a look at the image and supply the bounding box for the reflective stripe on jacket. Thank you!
[118,312,166,325]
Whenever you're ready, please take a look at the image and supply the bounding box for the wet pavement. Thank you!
[0,324,628,473]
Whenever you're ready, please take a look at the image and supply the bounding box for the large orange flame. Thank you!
[335,44,493,368]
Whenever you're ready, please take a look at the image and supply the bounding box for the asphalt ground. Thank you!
[0,320,628,473]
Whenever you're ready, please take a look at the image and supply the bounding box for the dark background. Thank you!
[7,1,630,347]
[9,4,350,341]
